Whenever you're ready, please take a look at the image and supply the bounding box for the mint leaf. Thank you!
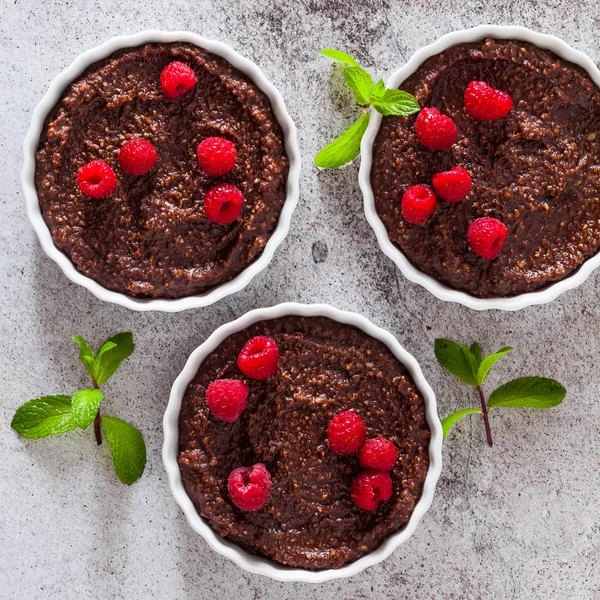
[470,342,483,366]
[101,416,146,485]
[11,395,77,439]
[370,88,420,116]
[95,341,117,361]
[73,336,95,380]
[343,66,374,105]
[314,112,370,169]
[369,79,386,100]
[71,389,103,430]
[434,339,479,386]
[488,377,566,409]
[92,332,134,386]
[442,407,482,440]
[476,346,513,385]
[320,48,360,68]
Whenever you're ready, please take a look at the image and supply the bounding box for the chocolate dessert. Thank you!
[371,38,600,298]
[35,42,289,298]
[178,316,431,570]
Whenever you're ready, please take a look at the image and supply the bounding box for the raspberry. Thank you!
[77,160,117,199]
[415,107,458,150]
[237,336,280,380]
[401,184,437,225]
[118,139,157,176]
[328,410,367,455]
[197,137,237,176]
[204,183,244,224]
[359,437,398,471]
[464,81,512,121]
[160,61,197,100]
[351,469,393,511]
[206,379,249,422]
[467,217,509,259]
[228,463,272,511]
[431,166,472,203]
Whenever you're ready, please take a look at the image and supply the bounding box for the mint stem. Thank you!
[93,410,102,445]
[477,385,493,446]
[93,381,102,446]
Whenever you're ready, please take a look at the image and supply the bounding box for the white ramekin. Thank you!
[22,30,300,312]
[360,25,600,311]
[162,302,442,582]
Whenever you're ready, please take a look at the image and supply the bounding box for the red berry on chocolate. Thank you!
[197,137,237,177]
[228,463,272,511]
[401,184,437,225]
[328,410,367,455]
[359,437,398,471]
[415,107,458,150]
[237,336,280,380]
[118,139,157,176]
[206,379,249,422]
[464,81,512,121]
[351,469,393,511]
[160,61,197,100]
[204,183,244,224]
[431,166,472,203]
[468,217,509,259]
[77,160,117,199]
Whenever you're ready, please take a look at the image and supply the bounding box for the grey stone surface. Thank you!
[1,0,599,598]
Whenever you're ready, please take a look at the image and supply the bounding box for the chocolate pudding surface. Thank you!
[371,38,600,298]
[36,42,289,298]
[178,316,431,570]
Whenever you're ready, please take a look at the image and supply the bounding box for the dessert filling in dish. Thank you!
[36,42,289,299]
[371,38,600,298]
[178,316,430,571]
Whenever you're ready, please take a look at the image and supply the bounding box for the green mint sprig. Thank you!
[11,332,146,485]
[435,339,566,446]
[315,48,420,169]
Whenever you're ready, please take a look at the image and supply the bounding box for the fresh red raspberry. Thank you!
[431,166,472,203]
[467,217,509,259]
[401,184,437,225]
[204,183,244,224]
[415,107,458,150]
[77,160,117,199]
[351,469,393,511]
[197,137,237,176]
[328,410,367,455]
[359,437,398,471]
[228,463,272,511]
[160,61,197,100]
[118,139,157,176]
[237,336,280,380]
[206,379,249,422]
[464,81,512,120]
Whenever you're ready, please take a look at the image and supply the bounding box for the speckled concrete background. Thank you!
[1,1,599,598]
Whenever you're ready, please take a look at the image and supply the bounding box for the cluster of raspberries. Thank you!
[205,335,280,511]
[327,410,398,511]
[206,339,398,513]
[76,61,244,225]
[403,81,512,260]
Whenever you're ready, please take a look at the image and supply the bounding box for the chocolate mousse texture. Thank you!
[35,42,289,299]
[371,38,600,298]
[178,316,431,570]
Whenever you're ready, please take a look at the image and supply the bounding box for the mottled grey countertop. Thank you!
[1,1,599,598]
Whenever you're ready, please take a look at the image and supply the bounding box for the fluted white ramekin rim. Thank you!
[359,25,600,311]
[162,302,442,582]
[22,30,300,312]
